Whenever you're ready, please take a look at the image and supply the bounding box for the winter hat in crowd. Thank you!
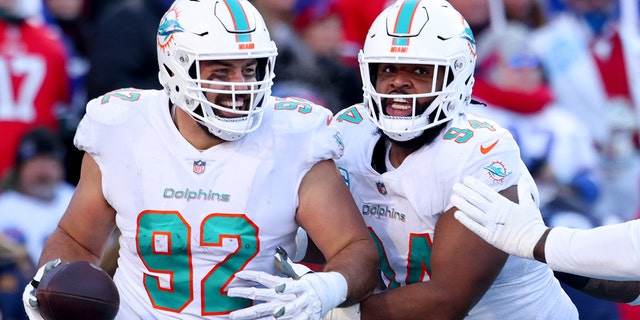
[15,127,66,168]
[293,0,340,31]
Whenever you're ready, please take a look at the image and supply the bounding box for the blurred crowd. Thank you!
[0,0,639,319]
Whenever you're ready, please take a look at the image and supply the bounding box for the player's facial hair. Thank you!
[382,99,447,150]
[378,123,446,151]
[169,101,224,141]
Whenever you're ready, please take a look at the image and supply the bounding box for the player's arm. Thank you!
[451,175,549,260]
[38,153,117,267]
[359,187,515,320]
[296,159,379,305]
[25,153,116,320]
[543,220,640,280]
[554,272,640,305]
[452,175,640,280]
[228,159,378,320]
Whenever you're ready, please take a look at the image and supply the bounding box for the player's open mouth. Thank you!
[384,98,412,117]
[217,96,249,111]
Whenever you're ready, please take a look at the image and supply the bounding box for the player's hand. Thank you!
[451,175,548,259]
[22,258,62,320]
[228,247,348,320]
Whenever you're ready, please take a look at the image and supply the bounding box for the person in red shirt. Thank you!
[335,0,390,69]
[0,0,69,182]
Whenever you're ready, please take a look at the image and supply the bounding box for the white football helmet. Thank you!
[157,0,277,141]
[359,0,477,141]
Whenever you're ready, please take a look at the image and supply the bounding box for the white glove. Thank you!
[22,258,62,320]
[228,247,347,320]
[451,175,548,259]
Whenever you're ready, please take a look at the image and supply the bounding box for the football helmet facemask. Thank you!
[157,0,277,141]
[359,0,476,142]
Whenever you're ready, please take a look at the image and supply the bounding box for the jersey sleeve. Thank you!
[453,121,530,189]
[463,130,528,190]
[73,98,99,156]
[441,116,538,211]
[271,97,344,163]
[545,221,640,281]
[74,89,143,156]
[310,108,344,162]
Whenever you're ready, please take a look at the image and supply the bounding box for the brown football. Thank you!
[35,261,119,320]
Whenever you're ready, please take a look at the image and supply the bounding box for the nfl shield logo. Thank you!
[193,160,206,174]
[376,181,387,195]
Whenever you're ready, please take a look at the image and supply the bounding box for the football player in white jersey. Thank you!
[330,0,579,318]
[21,0,379,319]
[452,175,640,304]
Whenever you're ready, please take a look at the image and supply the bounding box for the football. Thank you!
[35,260,119,320]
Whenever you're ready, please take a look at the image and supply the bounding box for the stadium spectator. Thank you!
[472,22,619,320]
[85,0,172,100]
[531,0,640,225]
[0,127,73,265]
[0,234,31,320]
[42,0,91,185]
[0,0,69,184]
[271,0,362,113]
[0,128,72,320]
[335,0,390,68]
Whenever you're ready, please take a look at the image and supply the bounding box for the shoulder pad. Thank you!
[268,96,334,132]
[333,104,368,126]
[85,88,148,125]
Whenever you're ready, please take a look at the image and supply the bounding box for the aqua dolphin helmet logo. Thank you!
[461,26,475,48]
[157,7,184,50]
[460,21,476,57]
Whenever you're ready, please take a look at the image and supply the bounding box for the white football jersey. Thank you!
[469,102,598,186]
[333,104,578,319]
[74,89,342,319]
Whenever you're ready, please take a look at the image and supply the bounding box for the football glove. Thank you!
[228,247,347,320]
[451,175,548,259]
[22,258,62,320]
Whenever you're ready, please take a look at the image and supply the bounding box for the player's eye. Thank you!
[415,66,435,76]
[380,64,396,73]
[205,68,229,81]
[242,67,256,79]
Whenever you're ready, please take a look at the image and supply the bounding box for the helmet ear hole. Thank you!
[162,64,174,77]
[447,69,455,86]
[464,74,472,86]
[188,64,197,79]
[256,57,269,82]
[193,105,205,118]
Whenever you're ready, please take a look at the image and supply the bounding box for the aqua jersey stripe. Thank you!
[393,0,421,46]
[224,0,251,43]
